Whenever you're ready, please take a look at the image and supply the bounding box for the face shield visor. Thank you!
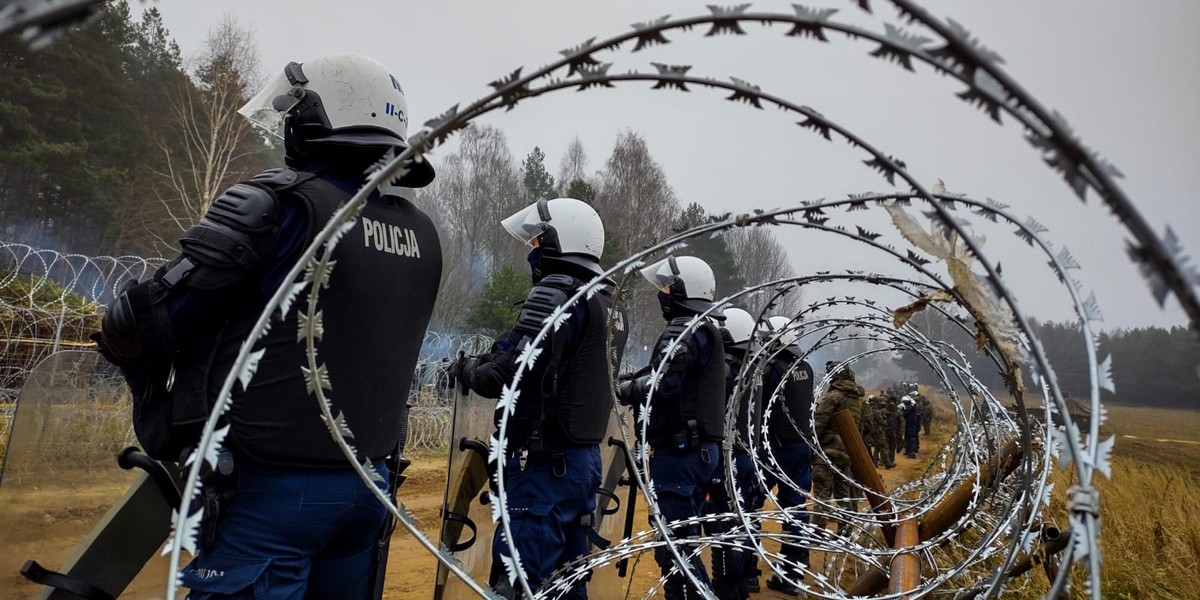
[237,62,307,142]
[640,256,681,291]
[500,199,552,245]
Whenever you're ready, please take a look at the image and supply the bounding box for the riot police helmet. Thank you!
[640,255,722,318]
[239,53,435,186]
[761,315,801,348]
[721,307,756,349]
[501,197,605,276]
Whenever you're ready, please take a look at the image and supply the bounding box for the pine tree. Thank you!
[521,146,556,202]
[466,265,531,336]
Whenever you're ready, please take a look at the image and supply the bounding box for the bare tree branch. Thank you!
[153,14,263,234]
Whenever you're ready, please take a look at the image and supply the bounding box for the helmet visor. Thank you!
[639,257,678,289]
[237,72,296,142]
[500,203,542,244]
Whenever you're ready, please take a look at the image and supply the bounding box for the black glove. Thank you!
[454,356,481,396]
[616,376,647,406]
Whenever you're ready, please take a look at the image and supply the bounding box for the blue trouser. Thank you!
[904,413,921,455]
[703,451,757,600]
[764,440,812,580]
[649,442,719,600]
[182,461,390,600]
[491,445,601,599]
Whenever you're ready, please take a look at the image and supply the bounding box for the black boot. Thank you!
[765,574,800,597]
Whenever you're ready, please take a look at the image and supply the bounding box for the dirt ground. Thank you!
[1,404,952,600]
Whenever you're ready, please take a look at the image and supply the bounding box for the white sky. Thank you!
[146,0,1200,330]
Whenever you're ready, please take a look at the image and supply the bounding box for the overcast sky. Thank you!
[146,0,1200,331]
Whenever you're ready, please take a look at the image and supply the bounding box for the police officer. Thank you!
[811,361,864,530]
[703,307,759,600]
[901,394,921,458]
[95,54,440,598]
[458,197,616,599]
[618,255,726,600]
[758,316,814,597]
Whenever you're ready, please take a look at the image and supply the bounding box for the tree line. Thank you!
[894,308,1199,409]
[0,4,798,356]
[0,2,275,258]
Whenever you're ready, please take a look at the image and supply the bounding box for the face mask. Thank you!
[527,247,543,283]
[658,290,672,318]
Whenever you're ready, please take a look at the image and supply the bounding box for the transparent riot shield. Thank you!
[433,389,499,600]
[0,350,180,599]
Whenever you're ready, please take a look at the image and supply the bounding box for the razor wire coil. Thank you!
[4,2,1191,599]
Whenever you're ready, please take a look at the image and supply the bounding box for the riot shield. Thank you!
[0,350,179,599]
[585,404,642,596]
[433,389,499,600]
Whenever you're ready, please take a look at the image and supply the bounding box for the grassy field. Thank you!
[1101,404,1200,481]
[975,401,1200,599]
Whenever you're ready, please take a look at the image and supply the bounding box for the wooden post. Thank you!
[831,408,896,546]
[845,438,1025,595]
[918,438,1020,540]
[886,515,921,596]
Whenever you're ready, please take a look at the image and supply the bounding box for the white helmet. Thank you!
[239,53,434,187]
[501,198,605,276]
[721,307,756,347]
[641,255,720,316]
[761,315,801,347]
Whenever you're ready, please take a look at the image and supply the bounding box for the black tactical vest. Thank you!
[210,174,442,467]
[765,348,814,443]
[647,317,727,446]
[510,274,618,447]
[726,347,761,454]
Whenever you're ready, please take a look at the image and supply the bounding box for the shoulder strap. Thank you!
[513,274,577,339]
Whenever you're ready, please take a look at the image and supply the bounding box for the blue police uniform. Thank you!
[98,166,442,599]
[703,345,762,600]
[760,352,814,594]
[622,314,726,600]
[464,257,618,600]
[903,401,922,457]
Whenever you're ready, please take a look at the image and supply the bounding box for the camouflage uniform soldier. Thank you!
[860,398,879,467]
[917,391,933,436]
[888,395,905,458]
[878,397,898,469]
[812,363,865,520]
[873,398,892,468]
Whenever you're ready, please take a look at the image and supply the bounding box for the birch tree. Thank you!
[153,15,264,245]
[725,226,801,316]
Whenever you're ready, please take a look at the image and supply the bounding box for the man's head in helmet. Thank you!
[761,315,800,350]
[639,255,722,321]
[239,53,435,186]
[721,307,756,354]
[501,198,605,283]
